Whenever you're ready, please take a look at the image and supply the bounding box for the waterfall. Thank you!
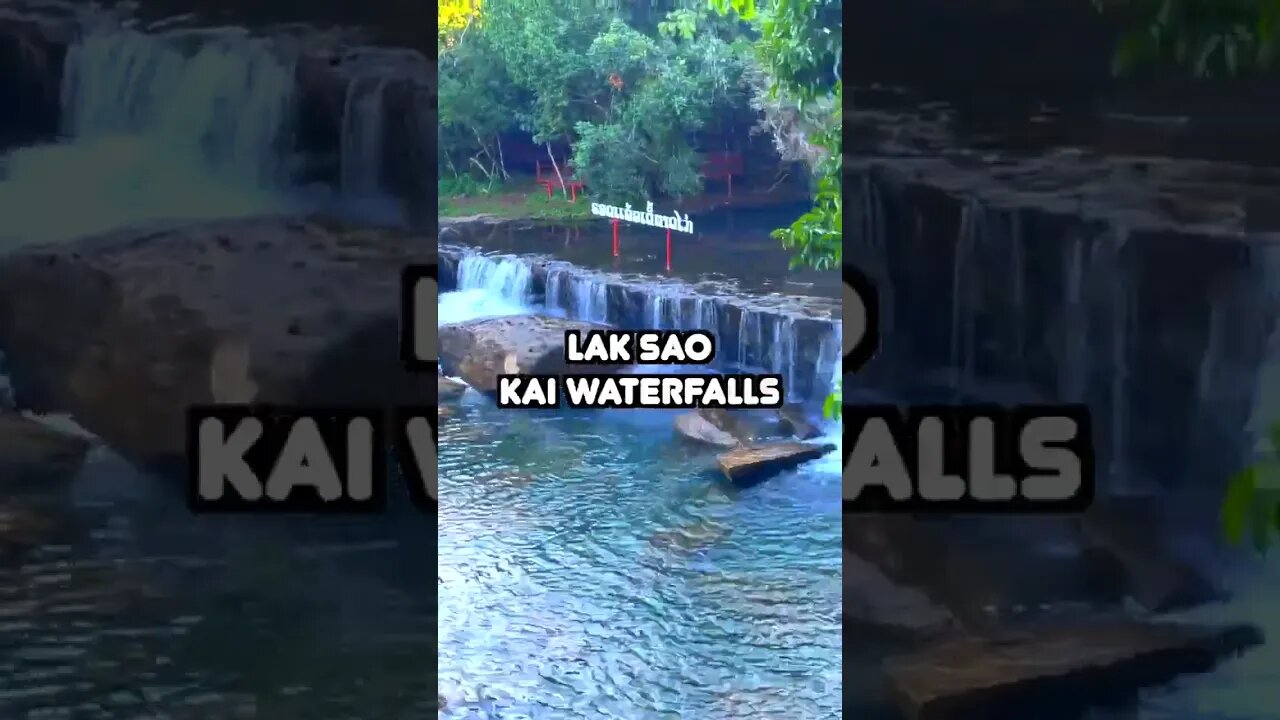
[1,22,300,247]
[456,253,534,303]
[545,266,610,324]
[60,25,296,186]
[340,76,389,197]
[641,291,836,401]
[444,249,841,404]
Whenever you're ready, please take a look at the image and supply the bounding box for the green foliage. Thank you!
[714,0,842,270]
[1221,420,1280,552]
[1095,0,1280,77]
[823,379,842,421]
[715,0,843,410]
[437,177,595,221]
[439,0,753,202]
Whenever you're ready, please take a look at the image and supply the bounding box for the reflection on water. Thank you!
[446,203,839,298]
[0,135,302,248]
[437,290,842,718]
[0,446,436,718]
[437,401,841,718]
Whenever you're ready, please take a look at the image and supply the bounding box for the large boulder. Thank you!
[845,516,1127,632]
[0,410,92,482]
[0,2,76,146]
[437,314,619,394]
[844,549,956,643]
[1079,497,1220,613]
[0,216,436,470]
[674,411,740,448]
[675,407,799,448]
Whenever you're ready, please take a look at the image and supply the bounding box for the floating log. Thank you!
[716,441,835,484]
[885,620,1263,720]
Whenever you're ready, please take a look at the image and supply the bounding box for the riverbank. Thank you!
[438,178,814,223]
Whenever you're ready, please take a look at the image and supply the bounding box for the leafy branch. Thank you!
[1221,420,1280,551]
[712,0,843,417]
[1095,0,1280,77]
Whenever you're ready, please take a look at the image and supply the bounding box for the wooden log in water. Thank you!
[885,620,1263,720]
[716,441,835,484]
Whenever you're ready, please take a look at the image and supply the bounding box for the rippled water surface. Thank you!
[0,444,437,718]
[436,292,843,719]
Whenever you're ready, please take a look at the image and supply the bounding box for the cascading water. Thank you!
[545,265,611,324]
[456,253,533,300]
[441,253,535,324]
[339,75,389,197]
[639,290,838,402]
[0,21,301,247]
[437,254,841,720]
[446,249,842,404]
[61,26,296,185]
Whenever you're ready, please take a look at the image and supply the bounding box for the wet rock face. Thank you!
[0,216,436,471]
[673,411,740,448]
[437,315,621,394]
[885,620,1263,720]
[0,410,91,482]
[437,236,844,403]
[0,3,438,221]
[0,1,76,146]
[846,105,1280,496]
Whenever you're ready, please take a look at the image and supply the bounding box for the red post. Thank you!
[611,219,619,257]
[665,228,671,271]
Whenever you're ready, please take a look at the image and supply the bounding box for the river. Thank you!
[0,4,1275,720]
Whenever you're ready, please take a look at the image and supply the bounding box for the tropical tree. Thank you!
[439,0,483,52]
[712,0,843,418]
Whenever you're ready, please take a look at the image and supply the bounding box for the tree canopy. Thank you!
[437,0,840,239]
[438,0,844,413]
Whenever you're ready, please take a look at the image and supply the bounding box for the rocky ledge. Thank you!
[0,215,435,470]
[0,0,436,216]
[846,98,1280,497]
[0,409,92,482]
[438,224,842,402]
[438,314,620,394]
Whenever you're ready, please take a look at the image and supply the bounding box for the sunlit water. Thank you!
[436,291,842,719]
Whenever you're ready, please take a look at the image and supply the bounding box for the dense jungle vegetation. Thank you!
[438,0,845,412]
[436,0,841,266]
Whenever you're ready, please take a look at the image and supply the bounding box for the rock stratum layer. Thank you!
[846,98,1280,498]
[0,216,435,470]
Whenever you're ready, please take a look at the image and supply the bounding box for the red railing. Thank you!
[701,152,743,197]
[536,160,585,202]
